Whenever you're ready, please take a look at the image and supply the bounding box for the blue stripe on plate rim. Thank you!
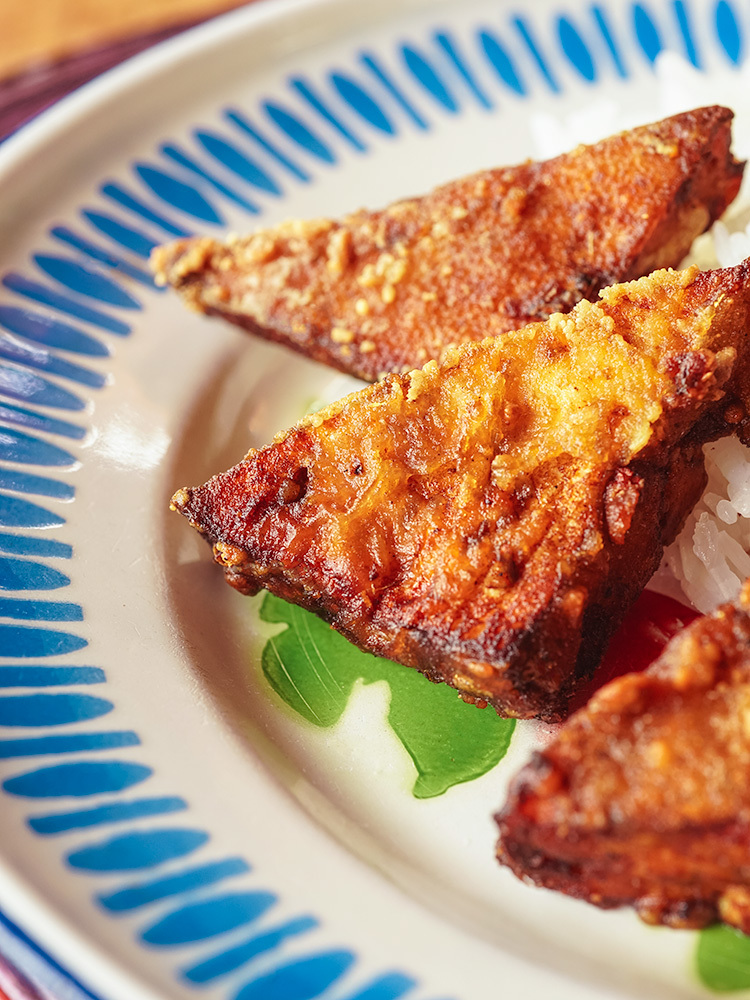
[0,0,745,998]
[0,904,103,1000]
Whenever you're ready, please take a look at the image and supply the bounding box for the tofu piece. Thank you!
[153,106,743,381]
[495,582,750,932]
[171,261,750,721]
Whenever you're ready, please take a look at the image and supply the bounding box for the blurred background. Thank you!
[0,0,255,139]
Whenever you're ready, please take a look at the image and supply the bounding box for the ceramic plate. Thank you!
[1,1,750,998]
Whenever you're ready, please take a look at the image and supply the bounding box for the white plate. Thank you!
[1,1,750,998]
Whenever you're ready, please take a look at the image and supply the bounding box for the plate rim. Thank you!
[0,0,744,998]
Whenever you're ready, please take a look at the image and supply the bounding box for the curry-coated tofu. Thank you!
[496,581,750,933]
[152,106,742,381]
[171,261,750,721]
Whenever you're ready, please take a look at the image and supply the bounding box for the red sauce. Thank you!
[563,590,700,719]
[597,589,700,686]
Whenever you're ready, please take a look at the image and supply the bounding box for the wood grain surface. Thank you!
[0,0,247,79]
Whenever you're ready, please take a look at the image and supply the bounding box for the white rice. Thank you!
[530,54,750,612]
[665,439,750,612]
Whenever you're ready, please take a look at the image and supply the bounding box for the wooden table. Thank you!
[0,0,249,139]
[0,0,247,80]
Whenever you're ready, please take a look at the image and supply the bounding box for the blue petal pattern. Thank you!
[0,666,103,687]
[0,533,72,557]
[715,0,742,62]
[160,144,260,215]
[0,599,82,621]
[135,165,224,225]
[2,274,131,334]
[141,892,276,946]
[264,101,337,162]
[0,401,85,440]
[672,0,701,66]
[434,32,493,109]
[557,16,598,80]
[633,2,663,61]
[478,30,526,94]
[0,427,76,467]
[358,53,429,130]
[0,365,86,411]
[224,109,311,182]
[0,623,85,656]
[33,255,142,309]
[50,228,155,289]
[3,760,150,798]
[0,335,107,389]
[98,858,251,913]
[29,796,187,835]
[0,732,139,759]
[82,211,159,259]
[234,951,355,1000]
[330,73,395,134]
[0,306,108,357]
[401,45,459,111]
[0,468,73,500]
[101,182,192,237]
[0,557,70,591]
[289,79,366,152]
[182,917,318,984]
[0,495,66,529]
[511,16,561,91]
[195,131,283,195]
[591,5,629,75]
[67,828,209,872]
[0,693,112,727]
[342,974,418,1000]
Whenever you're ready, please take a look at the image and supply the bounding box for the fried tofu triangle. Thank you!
[496,582,750,932]
[153,106,743,382]
[172,261,750,722]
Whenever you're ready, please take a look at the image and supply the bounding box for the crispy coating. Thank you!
[153,107,743,381]
[496,581,750,933]
[171,261,750,721]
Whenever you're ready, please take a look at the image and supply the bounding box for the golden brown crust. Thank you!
[153,106,743,381]
[495,582,750,933]
[171,261,750,721]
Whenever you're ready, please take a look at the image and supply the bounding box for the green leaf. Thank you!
[261,597,357,726]
[696,926,750,992]
[260,593,515,798]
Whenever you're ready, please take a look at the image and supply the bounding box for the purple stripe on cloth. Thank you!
[0,16,229,142]
[0,950,48,1000]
